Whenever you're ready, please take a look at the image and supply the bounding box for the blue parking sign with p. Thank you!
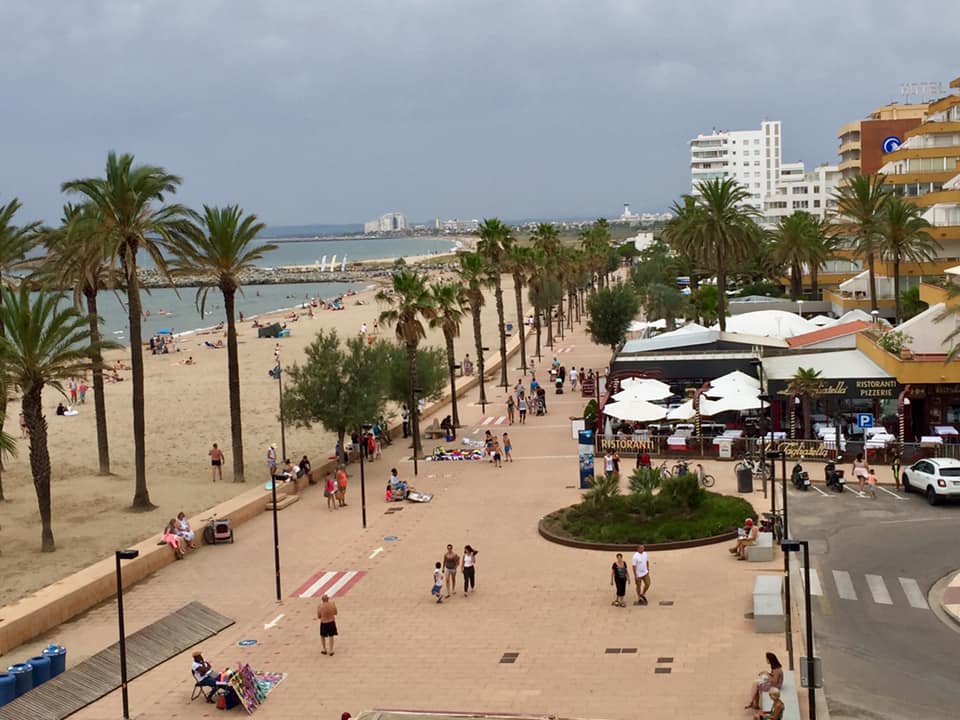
[856,413,874,429]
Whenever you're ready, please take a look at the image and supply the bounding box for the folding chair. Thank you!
[191,679,216,703]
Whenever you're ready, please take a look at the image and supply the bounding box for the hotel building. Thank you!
[689,121,782,208]
[837,103,926,180]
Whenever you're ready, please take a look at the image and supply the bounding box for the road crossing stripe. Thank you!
[833,570,857,600]
[292,570,367,599]
[324,571,360,597]
[299,571,336,598]
[866,574,893,605]
[802,569,823,596]
[898,577,929,609]
[481,417,494,425]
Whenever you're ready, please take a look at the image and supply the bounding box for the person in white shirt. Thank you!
[569,367,578,391]
[604,452,615,478]
[631,545,651,606]
[191,651,217,700]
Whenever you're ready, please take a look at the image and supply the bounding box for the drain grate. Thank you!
[621,648,637,654]
[605,648,621,654]
[499,651,519,664]
[654,667,672,674]
[659,600,674,606]
[655,656,674,674]
[657,657,673,663]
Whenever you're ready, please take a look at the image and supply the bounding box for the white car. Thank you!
[902,457,960,505]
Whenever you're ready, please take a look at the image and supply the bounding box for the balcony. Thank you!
[824,289,896,318]
[856,332,960,385]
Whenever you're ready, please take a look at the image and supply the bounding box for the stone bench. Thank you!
[746,531,775,562]
[762,670,801,720]
[752,574,784,634]
[265,494,300,511]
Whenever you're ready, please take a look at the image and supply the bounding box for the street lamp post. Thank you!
[358,426,367,529]
[115,549,139,720]
[767,449,793,670]
[479,347,490,415]
[267,361,284,602]
[412,387,424,477]
[781,539,817,720]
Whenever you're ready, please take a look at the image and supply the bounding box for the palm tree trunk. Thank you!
[893,254,902,325]
[802,397,812,441]
[85,290,110,475]
[513,275,527,373]
[716,254,728,332]
[445,332,460,427]
[23,384,55,551]
[790,262,801,300]
[546,302,554,348]
[224,290,245,482]
[494,275,508,387]
[811,265,820,299]
[471,304,486,405]
[534,312,542,359]
[407,344,421,458]
[123,254,153,510]
[867,252,878,312]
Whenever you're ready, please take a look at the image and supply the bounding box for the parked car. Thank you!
[902,458,960,505]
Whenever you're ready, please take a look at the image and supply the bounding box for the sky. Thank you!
[1,0,958,227]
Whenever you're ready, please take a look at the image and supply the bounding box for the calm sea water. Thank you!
[87,236,457,343]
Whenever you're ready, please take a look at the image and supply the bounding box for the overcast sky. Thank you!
[1,0,956,227]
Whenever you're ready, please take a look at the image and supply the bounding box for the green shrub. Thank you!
[582,473,620,508]
[583,399,598,423]
[658,473,705,510]
[629,466,663,496]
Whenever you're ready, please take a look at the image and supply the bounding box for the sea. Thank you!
[88,235,457,344]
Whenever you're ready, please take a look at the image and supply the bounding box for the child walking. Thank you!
[866,468,878,499]
[432,562,444,604]
[502,433,513,462]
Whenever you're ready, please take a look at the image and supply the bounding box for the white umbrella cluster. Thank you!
[603,371,766,423]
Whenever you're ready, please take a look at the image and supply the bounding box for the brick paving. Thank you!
[10,325,786,720]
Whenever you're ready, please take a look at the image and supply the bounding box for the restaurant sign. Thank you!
[772,377,899,399]
[772,440,833,459]
[599,436,656,452]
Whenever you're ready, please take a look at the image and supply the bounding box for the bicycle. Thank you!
[671,461,690,477]
[694,463,716,488]
[657,461,673,479]
[761,510,784,543]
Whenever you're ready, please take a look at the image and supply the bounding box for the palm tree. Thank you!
[671,179,762,331]
[832,174,890,313]
[808,219,841,299]
[770,212,820,300]
[172,205,274,482]
[37,203,117,475]
[377,270,436,459]
[531,224,560,348]
[62,152,190,509]
[458,252,490,407]
[429,282,468,428]
[0,286,96,551]
[505,244,532,373]
[787,367,823,441]
[477,218,513,387]
[880,197,939,324]
[0,197,40,500]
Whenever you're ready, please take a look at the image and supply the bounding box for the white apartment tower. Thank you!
[762,162,841,225]
[689,121,782,208]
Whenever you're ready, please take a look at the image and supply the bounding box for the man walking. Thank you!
[266,443,278,481]
[631,544,651,606]
[209,443,225,482]
[317,594,339,656]
[401,404,410,438]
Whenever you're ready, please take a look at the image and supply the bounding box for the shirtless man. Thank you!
[209,443,225,482]
[317,594,339,656]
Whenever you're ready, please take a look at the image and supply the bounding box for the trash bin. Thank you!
[736,466,754,493]
[42,645,66,677]
[28,655,51,686]
[0,674,16,707]
[6,663,32,697]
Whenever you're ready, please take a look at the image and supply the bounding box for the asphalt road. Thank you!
[783,471,960,720]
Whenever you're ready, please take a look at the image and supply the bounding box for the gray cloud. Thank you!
[1,0,957,225]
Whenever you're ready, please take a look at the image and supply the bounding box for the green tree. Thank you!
[458,251,490,406]
[880,197,939,324]
[172,205,275,482]
[505,244,532,372]
[643,283,687,329]
[900,285,928,321]
[429,282,468,428]
[381,344,447,407]
[0,197,41,500]
[808,218,840,299]
[0,287,97,551]
[527,257,560,358]
[36,203,117,475]
[282,330,388,464]
[787,367,823,440]
[531,223,560,347]
[586,284,641,354]
[62,152,191,509]
[689,284,719,326]
[770,211,820,300]
[477,218,513,387]
[666,180,762,330]
[376,270,436,459]
[832,174,890,313]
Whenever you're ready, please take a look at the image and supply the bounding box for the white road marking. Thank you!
[866,574,893,605]
[263,613,284,630]
[323,570,359,597]
[811,485,831,497]
[877,485,905,500]
[832,570,857,600]
[847,487,868,498]
[802,568,823,596]
[481,417,494,426]
[301,571,337,598]
[898,578,929,609]
[368,547,384,559]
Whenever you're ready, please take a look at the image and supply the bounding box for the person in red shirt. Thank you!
[336,466,348,507]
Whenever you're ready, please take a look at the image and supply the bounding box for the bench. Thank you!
[761,670,801,720]
[265,494,300,511]
[746,531,775,562]
[752,574,784,634]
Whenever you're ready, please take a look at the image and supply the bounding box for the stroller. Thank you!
[534,389,547,416]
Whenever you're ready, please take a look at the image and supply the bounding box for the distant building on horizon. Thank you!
[363,211,408,234]
[689,120,782,209]
[434,217,480,233]
[617,203,672,225]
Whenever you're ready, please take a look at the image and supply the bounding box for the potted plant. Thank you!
[583,399,599,431]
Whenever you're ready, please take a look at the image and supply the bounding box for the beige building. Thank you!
[837,103,927,180]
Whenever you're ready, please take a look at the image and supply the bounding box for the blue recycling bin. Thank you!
[28,655,51,686]
[7,663,32,697]
[42,645,66,677]
[0,673,16,706]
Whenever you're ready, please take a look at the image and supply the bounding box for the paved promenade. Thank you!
[10,326,786,720]
[941,571,960,625]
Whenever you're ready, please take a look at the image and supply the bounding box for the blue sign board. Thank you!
[577,429,595,489]
[856,413,874,429]
[882,136,902,154]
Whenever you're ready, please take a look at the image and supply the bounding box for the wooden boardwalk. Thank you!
[0,602,233,720]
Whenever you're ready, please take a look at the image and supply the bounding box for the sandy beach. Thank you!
[0,267,529,607]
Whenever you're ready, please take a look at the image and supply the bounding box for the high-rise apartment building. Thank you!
[363,212,408,234]
[689,121,782,207]
[837,103,926,180]
[762,162,841,225]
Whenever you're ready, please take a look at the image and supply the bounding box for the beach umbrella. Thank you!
[704,381,760,400]
[667,400,697,420]
[709,370,760,390]
[156,328,172,335]
[603,398,668,423]
[702,393,765,413]
[613,383,672,402]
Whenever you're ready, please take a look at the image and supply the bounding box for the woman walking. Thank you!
[517,393,528,425]
[610,553,629,607]
[325,474,338,511]
[852,452,871,493]
[506,395,515,425]
[443,544,460,598]
[462,545,478,596]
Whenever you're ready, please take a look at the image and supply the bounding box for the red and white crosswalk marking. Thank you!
[480,416,509,426]
[291,570,366,599]
[554,346,574,353]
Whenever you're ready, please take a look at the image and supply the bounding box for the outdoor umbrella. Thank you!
[701,393,765,413]
[613,380,673,402]
[666,400,697,420]
[603,398,668,423]
[705,379,761,399]
[709,370,761,391]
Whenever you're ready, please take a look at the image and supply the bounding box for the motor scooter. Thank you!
[791,460,811,491]
[825,461,845,492]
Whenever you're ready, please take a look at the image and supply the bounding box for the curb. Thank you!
[537,510,738,552]
[938,569,960,625]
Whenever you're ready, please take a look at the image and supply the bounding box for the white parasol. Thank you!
[603,398,668,423]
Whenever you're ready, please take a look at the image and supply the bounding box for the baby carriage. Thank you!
[534,394,547,416]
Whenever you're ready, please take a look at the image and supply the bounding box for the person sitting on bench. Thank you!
[729,518,758,560]
[191,651,217,702]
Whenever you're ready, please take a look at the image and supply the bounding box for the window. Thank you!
[813,185,820,193]
[813,200,821,208]
[754,161,760,166]
[754,139,760,144]
[794,200,809,209]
